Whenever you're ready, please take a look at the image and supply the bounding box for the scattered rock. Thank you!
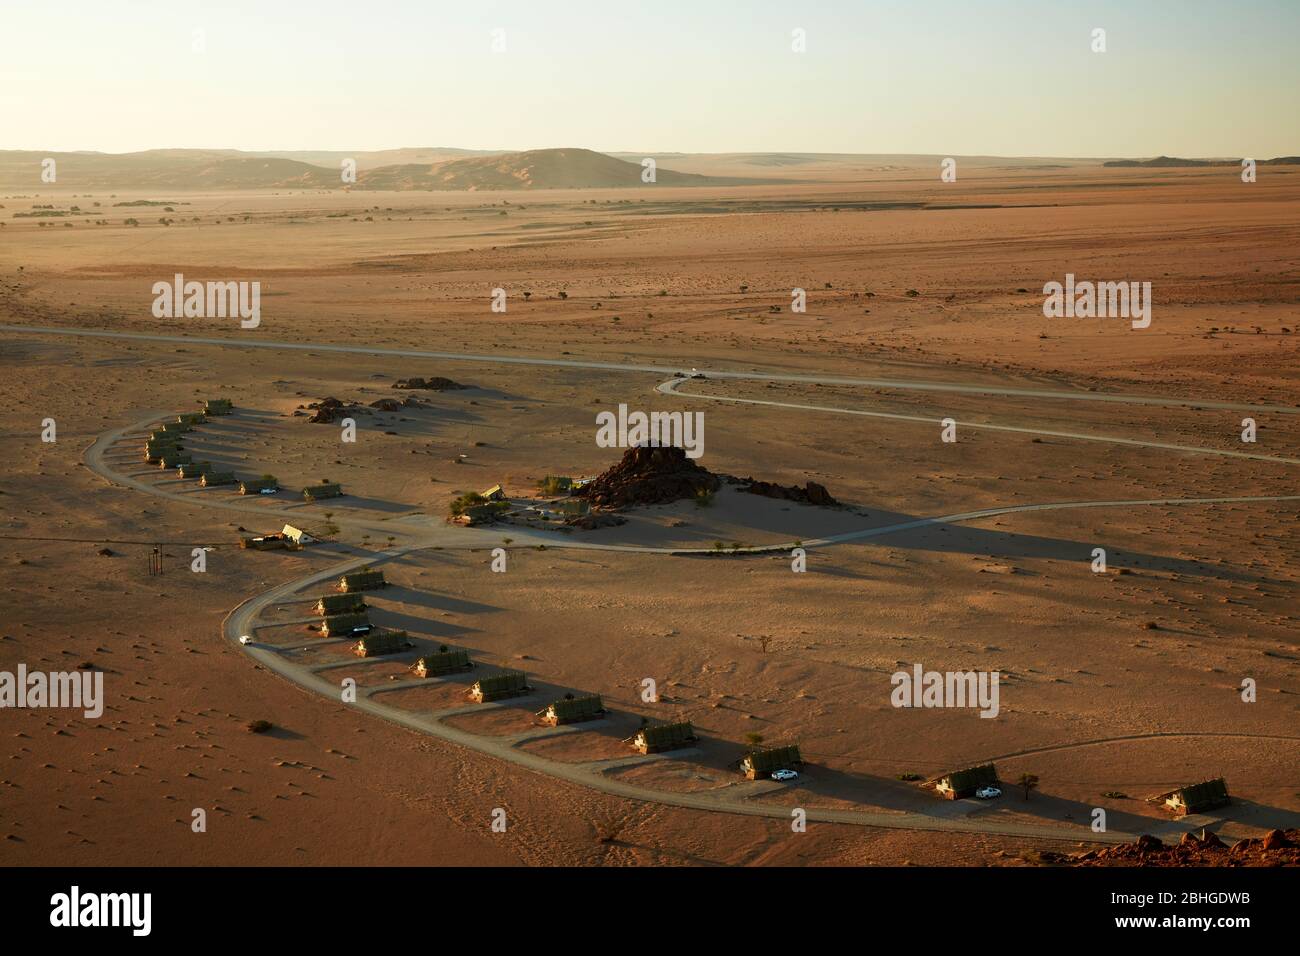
[305,397,367,424]
[393,376,469,391]
[1067,830,1299,867]
[1263,829,1291,851]
[739,478,840,507]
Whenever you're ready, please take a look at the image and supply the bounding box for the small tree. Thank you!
[744,732,764,748]
[1018,773,1040,800]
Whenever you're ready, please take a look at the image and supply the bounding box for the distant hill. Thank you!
[1104,156,1215,168]
[357,148,759,190]
[0,150,337,189]
[0,146,767,190]
[5,147,1294,191]
[1104,155,1300,168]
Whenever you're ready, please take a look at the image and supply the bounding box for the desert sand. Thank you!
[2,153,1297,866]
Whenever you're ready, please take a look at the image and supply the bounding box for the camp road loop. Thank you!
[25,320,1300,844]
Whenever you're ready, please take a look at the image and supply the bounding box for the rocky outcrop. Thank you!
[739,478,840,507]
[574,446,720,509]
[568,447,843,513]
[1064,828,1298,867]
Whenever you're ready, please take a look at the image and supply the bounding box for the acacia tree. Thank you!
[1018,773,1040,800]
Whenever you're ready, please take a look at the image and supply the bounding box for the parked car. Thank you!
[258,486,277,495]
[238,635,252,645]
[771,769,799,782]
[349,624,374,636]
[975,786,1002,800]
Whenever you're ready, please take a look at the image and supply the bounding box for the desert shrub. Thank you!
[448,492,487,517]
[537,476,570,496]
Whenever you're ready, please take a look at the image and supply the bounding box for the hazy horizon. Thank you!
[5,0,1298,157]
[1,146,1293,162]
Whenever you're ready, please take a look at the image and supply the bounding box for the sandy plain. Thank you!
[1,160,1297,865]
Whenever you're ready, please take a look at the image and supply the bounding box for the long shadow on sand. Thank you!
[379,584,498,616]
[366,606,481,640]
[676,496,1260,583]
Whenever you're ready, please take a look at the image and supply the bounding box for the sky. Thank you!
[3,0,1298,157]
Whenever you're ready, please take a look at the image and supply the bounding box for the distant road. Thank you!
[656,378,1300,467]
[5,322,1298,414]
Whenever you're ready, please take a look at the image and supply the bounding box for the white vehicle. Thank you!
[238,635,252,646]
[975,786,1001,800]
[259,487,277,495]
[771,769,799,782]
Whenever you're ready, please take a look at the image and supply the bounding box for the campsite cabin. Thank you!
[556,499,590,517]
[314,592,365,616]
[282,525,314,547]
[538,694,605,726]
[239,477,277,495]
[144,446,179,463]
[935,763,999,800]
[159,453,192,469]
[321,611,370,638]
[469,671,530,703]
[205,399,234,415]
[414,648,473,678]
[630,721,697,754]
[740,744,804,780]
[1161,778,1230,816]
[339,569,386,592]
[200,471,237,487]
[176,413,206,425]
[302,483,342,502]
[177,462,212,479]
[353,630,411,657]
[160,421,193,434]
[148,429,181,443]
[480,484,505,501]
[240,533,290,551]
